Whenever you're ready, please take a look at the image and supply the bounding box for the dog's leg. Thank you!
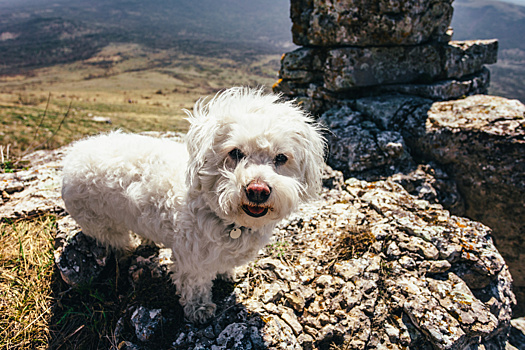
[170,266,217,323]
[71,209,139,250]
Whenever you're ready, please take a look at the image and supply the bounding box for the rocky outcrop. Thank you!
[0,149,66,220]
[290,0,454,47]
[318,93,525,317]
[276,0,525,320]
[1,139,521,349]
[410,95,525,317]
[275,0,498,113]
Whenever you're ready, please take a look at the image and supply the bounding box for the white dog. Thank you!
[61,87,325,323]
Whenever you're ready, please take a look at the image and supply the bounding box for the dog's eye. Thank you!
[274,153,288,166]
[228,148,245,162]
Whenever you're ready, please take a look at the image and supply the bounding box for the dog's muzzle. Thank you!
[243,181,271,217]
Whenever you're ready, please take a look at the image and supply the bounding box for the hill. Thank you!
[0,0,293,157]
[0,0,524,130]
[0,0,292,73]
[452,0,525,102]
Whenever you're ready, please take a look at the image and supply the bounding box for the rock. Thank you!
[316,91,525,315]
[118,341,142,350]
[255,280,288,304]
[212,323,253,350]
[277,40,497,95]
[91,116,112,124]
[377,67,492,101]
[130,306,164,342]
[129,247,172,282]
[285,289,306,312]
[276,1,498,114]
[389,163,465,216]
[281,307,303,336]
[53,216,110,286]
[427,273,498,336]
[407,94,525,315]
[290,0,454,46]
[2,140,516,349]
[319,105,415,180]
[323,40,497,91]
[0,148,66,220]
[508,317,525,349]
[257,257,296,281]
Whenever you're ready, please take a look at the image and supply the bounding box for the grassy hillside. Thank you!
[0,0,292,73]
[0,0,290,162]
[0,44,281,161]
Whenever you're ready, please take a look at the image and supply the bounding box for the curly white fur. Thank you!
[61,87,325,323]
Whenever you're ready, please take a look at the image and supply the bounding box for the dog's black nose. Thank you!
[246,181,271,203]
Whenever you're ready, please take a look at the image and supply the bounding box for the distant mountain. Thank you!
[492,0,525,8]
[452,0,525,102]
[0,0,293,73]
[0,0,524,103]
[452,0,525,50]
[0,0,293,47]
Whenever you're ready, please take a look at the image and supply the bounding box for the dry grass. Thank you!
[0,216,56,349]
[0,43,280,162]
[0,216,187,349]
[333,225,376,261]
[0,98,189,162]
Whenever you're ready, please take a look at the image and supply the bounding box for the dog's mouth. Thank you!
[242,205,269,218]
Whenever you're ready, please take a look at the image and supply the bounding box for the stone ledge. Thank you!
[278,40,498,92]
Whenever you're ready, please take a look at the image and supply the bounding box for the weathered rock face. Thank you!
[411,95,525,316]
[1,143,520,349]
[290,0,454,47]
[317,93,525,318]
[54,216,110,286]
[277,0,525,320]
[319,104,415,179]
[275,40,497,113]
[0,149,66,220]
[323,40,497,91]
[276,0,498,114]
[318,95,467,215]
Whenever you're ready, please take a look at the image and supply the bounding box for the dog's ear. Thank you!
[294,117,326,201]
[184,100,218,192]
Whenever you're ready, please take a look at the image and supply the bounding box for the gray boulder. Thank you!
[408,94,525,317]
[290,0,454,47]
[319,93,525,318]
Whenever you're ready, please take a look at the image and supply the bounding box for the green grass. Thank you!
[0,97,189,162]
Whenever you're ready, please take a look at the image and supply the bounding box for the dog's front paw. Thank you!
[185,302,217,324]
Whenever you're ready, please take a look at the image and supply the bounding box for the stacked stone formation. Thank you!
[274,0,498,114]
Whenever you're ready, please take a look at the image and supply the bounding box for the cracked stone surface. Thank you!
[276,0,498,115]
[2,135,521,349]
[290,0,454,47]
